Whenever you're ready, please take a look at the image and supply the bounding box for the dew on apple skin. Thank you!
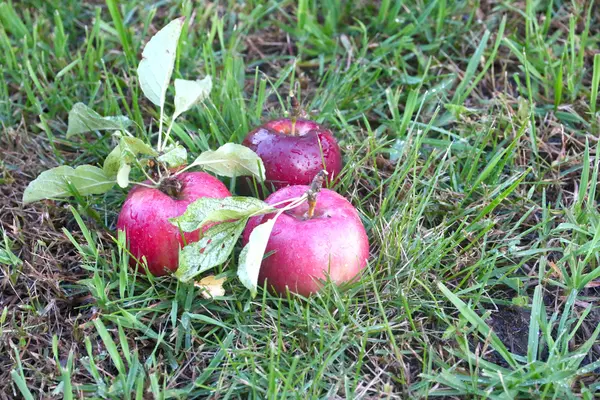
[117,172,231,276]
[242,118,342,189]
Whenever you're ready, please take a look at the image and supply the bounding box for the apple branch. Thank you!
[160,118,176,152]
[135,159,159,185]
[158,105,165,150]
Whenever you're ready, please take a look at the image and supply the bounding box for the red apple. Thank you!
[117,172,231,276]
[242,118,342,190]
[242,185,369,296]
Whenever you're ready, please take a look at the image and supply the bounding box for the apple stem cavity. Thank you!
[159,177,184,199]
[305,170,328,219]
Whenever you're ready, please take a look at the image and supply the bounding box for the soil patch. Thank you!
[0,129,93,397]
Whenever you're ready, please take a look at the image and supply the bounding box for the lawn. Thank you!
[1,0,600,398]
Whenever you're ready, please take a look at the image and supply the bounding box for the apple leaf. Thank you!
[191,143,265,180]
[157,144,187,168]
[175,219,247,283]
[173,76,212,120]
[237,216,277,297]
[103,135,157,181]
[194,275,226,299]
[116,163,131,188]
[170,196,270,232]
[23,165,115,204]
[103,145,122,177]
[66,103,131,138]
[137,17,184,107]
[120,136,157,159]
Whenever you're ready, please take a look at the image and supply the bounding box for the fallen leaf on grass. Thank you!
[194,275,226,298]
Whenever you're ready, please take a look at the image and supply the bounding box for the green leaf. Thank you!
[238,216,277,296]
[192,143,265,180]
[120,136,157,160]
[175,220,247,282]
[116,163,131,188]
[23,165,115,204]
[137,17,184,107]
[103,135,156,181]
[103,145,122,177]
[170,196,269,232]
[157,144,187,168]
[173,76,212,120]
[66,103,131,138]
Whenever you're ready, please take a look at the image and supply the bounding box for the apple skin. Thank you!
[242,118,343,190]
[117,172,231,276]
[242,185,369,296]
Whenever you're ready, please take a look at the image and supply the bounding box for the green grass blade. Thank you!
[438,283,517,368]
[527,285,543,363]
[10,370,35,400]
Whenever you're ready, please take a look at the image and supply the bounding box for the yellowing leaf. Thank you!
[23,165,115,204]
[137,17,184,107]
[157,144,187,167]
[237,216,277,297]
[194,275,226,298]
[103,145,122,177]
[192,143,265,180]
[173,76,212,120]
[116,163,131,188]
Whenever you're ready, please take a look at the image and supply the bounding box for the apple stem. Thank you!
[305,170,328,219]
[290,95,299,136]
[289,82,302,136]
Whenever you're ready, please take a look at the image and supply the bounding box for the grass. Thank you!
[1,0,599,398]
